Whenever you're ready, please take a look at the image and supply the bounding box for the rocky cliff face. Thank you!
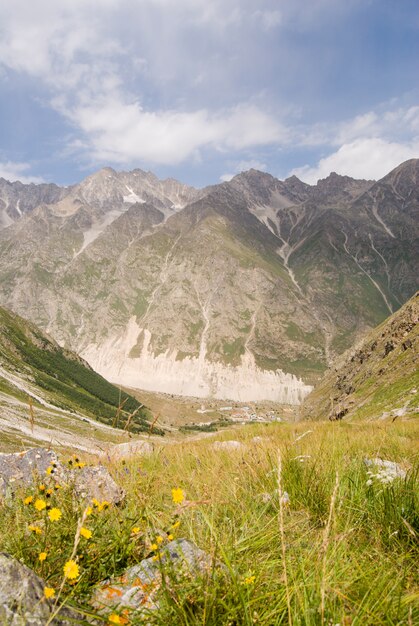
[0,161,417,403]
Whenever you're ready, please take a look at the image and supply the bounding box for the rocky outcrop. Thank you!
[0,553,81,625]
[91,538,222,618]
[302,292,419,421]
[0,448,125,504]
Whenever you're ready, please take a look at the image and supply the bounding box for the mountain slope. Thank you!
[0,160,417,403]
[301,292,419,421]
[0,305,157,450]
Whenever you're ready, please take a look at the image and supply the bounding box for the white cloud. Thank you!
[0,0,287,167]
[252,10,282,30]
[290,138,419,183]
[67,98,284,165]
[0,161,44,184]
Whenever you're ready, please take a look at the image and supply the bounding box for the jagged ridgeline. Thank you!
[0,306,157,433]
[0,159,418,403]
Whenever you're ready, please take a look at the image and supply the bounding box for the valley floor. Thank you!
[0,418,418,624]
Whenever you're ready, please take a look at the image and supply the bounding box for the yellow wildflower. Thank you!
[54,484,61,490]
[39,484,46,492]
[171,488,185,505]
[76,461,86,469]
[109,614,128,625]
[92,498,100,507]
[85,506,93,517]
[46,466,54,475]
[44,587,55,599]
[131,527,140,535]
[98,500,110,511]
[46,488,54,496]
[243,575,256,585]
[39,552,47,562]
[28,525,42,534]
[171,520,180,530]
[167,534,174,541]
[34,499,47,511]
[150,543,158,551]
[156,535,164,544]
[63,560,79,579]
[80,527,92,539]
[24,495,34,505]
[152,553,162,562]
[48,507,62,522]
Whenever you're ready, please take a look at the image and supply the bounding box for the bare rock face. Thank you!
[0,448,125,505]
[212,440,246,451]
[0,448,64,498]
[0,552,81,625]
[91,538,220,617]
[70,465,125,505]
[100,440,154,462]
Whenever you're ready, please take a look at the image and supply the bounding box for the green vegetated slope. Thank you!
[0,305,155,433]
[302,292,419,421]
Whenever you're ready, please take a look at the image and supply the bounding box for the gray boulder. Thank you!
[0,448,125,505]
[0,552,82,625]
[91,538,220,616]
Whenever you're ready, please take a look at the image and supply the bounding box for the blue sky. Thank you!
[0,0,418,187]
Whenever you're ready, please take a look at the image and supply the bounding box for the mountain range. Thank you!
[0,159,418,403]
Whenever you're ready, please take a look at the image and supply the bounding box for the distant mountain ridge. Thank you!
[0,160,417,403]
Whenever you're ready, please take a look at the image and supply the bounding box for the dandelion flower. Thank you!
[80,527,92,539]
[28,524,42,534]
[44,587,55,599]
[24,495,34,505]
[171,488,185,505]
[156,535,164,544]
[63,560,79,579]
[34,499,47,511]
[48,508,62,522]
[150,543,158,551]
[39,552,47,562]
[243,575,256,585]
[109,614,128,625]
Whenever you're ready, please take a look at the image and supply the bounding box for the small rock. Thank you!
[91,539,221,617]
[212,440,245,451]
[0,552,81,625]
[101,441,154,462]
[251,436,267,444]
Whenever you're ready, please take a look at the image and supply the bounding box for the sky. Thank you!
[0,0,418,187]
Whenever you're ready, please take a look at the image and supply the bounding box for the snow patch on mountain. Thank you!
[123,185,145,204]
[81,317,313,403]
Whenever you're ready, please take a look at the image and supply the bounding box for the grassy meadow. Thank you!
[0,419,418,625]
